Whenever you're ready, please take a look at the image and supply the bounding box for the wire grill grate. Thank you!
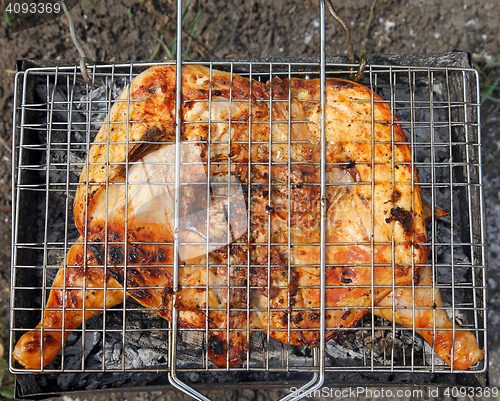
[10,60,486,375]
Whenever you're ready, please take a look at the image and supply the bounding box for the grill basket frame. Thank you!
[10,52,488,399]
[8,0,488,395]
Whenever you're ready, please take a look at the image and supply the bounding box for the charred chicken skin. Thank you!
[13,65,483,371]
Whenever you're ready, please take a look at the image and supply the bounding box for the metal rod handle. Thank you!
[58,0,94,85]
[325,0,366,82]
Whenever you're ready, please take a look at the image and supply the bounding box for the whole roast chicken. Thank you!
[13,65,483,371]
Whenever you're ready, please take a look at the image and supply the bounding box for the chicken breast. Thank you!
[13,64,483,371]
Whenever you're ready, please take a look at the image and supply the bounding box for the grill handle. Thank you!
[325,0,366,81]
[58,0,95,85]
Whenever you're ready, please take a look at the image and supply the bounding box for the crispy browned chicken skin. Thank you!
[13,65,483,371]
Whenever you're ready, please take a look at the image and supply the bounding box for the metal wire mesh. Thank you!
[10,60,486,371]
[9,2,486,400]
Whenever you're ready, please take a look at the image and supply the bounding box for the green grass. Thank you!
[86,0,102,18]
[148,42,162,62]
[362,0,377,53]
[475,57,500,101]
[0,356,14,400]
[3,11,14,26]
[147,0,202,61]
[183,8,202,60]
[474,57,500,124]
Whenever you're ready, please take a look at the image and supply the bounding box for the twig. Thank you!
[381,0,395,11]
[247,0,254,31]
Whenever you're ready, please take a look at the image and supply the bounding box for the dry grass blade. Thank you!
[362,0,378,52]
[0,136,11,154]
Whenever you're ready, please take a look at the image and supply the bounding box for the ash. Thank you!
[28,66,478,381]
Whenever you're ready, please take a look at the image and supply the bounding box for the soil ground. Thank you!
[1,0,499,400]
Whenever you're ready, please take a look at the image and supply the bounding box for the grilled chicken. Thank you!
[13,65,483,371]
[374,265,484,370]
[12,241,125,370]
